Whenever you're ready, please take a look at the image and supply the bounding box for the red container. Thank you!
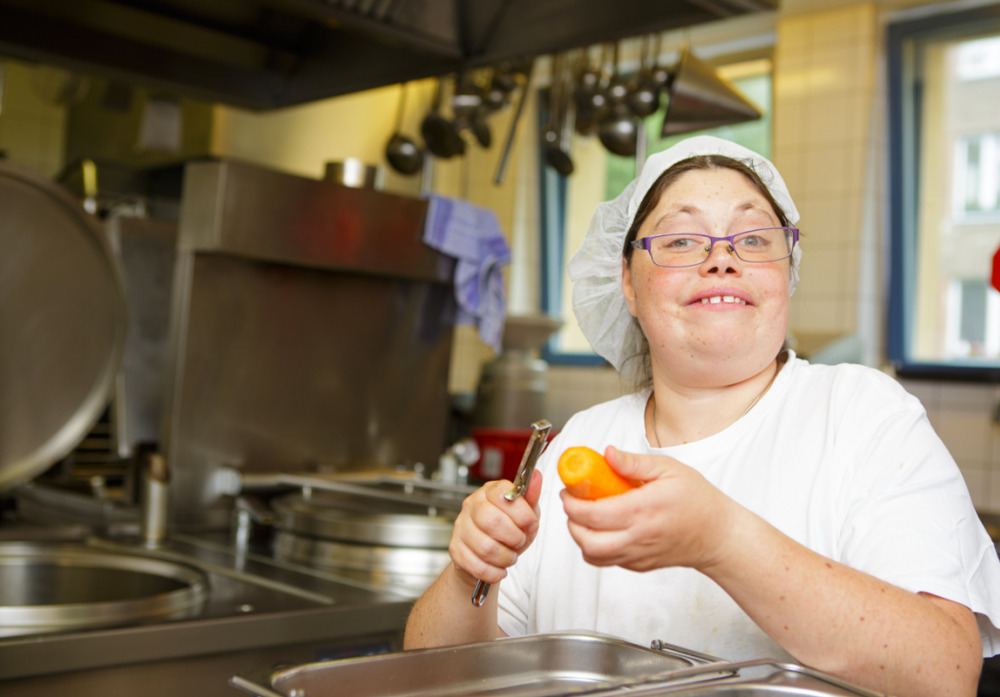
[470,427,558,482]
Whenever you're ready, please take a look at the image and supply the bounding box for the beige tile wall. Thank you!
[0,61,69,177]
[772,3,878,339]
[903,379,1000,512]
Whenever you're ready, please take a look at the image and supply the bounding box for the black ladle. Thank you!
[452,71,492,149]
[483,67,511,113]
[543,54,574,176]
[598,43,639,157]
[421,78,465,159]
[466,106,492,149]
[628,35,662,119]
[574,44,610,136]
[384,83,424,175]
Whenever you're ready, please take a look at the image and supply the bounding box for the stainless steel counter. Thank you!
[0,533,413,695]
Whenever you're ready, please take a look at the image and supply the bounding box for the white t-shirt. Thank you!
[497,354,1000,661]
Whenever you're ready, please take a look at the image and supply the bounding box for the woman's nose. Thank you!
[700,240,741,274]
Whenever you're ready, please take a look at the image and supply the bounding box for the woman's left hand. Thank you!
[559,445,742,574]
[562,450,984,697]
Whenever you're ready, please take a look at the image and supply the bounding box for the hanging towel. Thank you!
[423,194,511,353]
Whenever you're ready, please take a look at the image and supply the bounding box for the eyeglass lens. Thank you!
[647,228,794,267]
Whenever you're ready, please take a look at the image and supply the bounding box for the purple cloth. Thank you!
[423,195,511,353]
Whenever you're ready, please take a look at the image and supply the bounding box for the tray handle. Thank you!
[229,673,287,697]
[606,658,886,697]
[649,638,725,665]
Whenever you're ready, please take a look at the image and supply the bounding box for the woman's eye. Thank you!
[736,234,768,249]
[660,235,702,250]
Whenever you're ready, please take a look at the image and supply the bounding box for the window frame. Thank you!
[887,3,1000,382]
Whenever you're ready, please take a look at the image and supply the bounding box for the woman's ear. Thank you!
[622,257,638,318]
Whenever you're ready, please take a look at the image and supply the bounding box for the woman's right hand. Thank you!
[447,470,544,587]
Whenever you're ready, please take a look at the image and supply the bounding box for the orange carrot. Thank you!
[557,446,638,500]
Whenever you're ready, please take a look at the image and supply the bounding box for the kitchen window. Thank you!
[540,57,773,365]
[954,132,1000,217]
[888,5,1000,379]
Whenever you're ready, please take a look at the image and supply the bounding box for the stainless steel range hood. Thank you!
[0,0,777,110]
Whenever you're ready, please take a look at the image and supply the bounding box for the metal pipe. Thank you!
[493,59,534,185]
[140,453,169,547]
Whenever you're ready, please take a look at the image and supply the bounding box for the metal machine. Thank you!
[0,157,469,694]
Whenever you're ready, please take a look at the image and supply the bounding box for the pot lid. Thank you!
[271,492,456,549]
[0,160,127,491]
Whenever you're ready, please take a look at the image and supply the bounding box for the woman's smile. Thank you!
[686,287,754,307]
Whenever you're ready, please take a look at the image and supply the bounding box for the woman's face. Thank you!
[622,167,791,388]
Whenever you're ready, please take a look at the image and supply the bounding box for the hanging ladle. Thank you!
[542,53,574,177]
[628,34,662,119]
[451,70,492,149]
[421,77,465,159]
[598,42,639,158]
[574,44,610,136]
[384,83,425,175]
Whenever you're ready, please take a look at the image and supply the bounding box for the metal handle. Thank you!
[470,419,551,607]
[493,59,534,185]
[649,638,724,665]
[472,579,491,607]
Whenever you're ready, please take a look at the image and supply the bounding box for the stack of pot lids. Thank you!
[0,160,127,491]
[271,491,455,549]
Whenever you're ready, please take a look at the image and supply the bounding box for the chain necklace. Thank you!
[649,361,781,449]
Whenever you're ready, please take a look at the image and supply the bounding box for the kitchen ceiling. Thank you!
[0,0,777,110]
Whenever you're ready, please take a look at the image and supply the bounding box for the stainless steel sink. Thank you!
[0,541,207,635]
[0,534,414,689]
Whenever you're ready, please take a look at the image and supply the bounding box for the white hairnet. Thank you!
[567,135,802,381]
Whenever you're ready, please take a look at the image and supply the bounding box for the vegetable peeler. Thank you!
[471,419,552,607]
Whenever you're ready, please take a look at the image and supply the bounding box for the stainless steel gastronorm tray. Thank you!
[230,634,886,697]
[230,632,710,697]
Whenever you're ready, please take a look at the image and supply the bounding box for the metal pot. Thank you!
[261,477,467,594]
[325,159,385,189]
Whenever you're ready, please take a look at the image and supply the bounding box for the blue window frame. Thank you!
[887,5,1000,381]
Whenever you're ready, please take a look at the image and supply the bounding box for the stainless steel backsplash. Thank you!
[162,160,456,528]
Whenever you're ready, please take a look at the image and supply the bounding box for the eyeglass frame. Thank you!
[629,227,800,268]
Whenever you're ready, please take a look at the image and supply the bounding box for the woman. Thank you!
[405,136,1000,697]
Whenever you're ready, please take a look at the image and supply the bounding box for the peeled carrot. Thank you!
[557,446,638,500]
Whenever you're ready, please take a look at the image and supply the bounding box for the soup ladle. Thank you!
[384,83,424,175]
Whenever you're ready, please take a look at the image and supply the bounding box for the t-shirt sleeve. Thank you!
[836,379,1000,654]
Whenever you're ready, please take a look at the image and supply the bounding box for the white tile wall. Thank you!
[901,378,1000,512]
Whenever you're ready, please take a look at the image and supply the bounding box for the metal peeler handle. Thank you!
[471,419,551,607]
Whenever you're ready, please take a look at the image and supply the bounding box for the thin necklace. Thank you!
[650,362,781,449]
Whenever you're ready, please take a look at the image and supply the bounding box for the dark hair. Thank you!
[622,155,791,262]
[617,154,792,391]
